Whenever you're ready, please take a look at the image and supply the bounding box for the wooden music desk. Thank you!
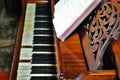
[56,0,120,80]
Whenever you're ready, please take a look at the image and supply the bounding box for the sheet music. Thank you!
[53,0,102,41]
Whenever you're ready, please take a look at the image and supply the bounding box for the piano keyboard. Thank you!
[17,2,57,80]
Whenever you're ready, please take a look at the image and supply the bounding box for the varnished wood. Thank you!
[79,0,120,70]
[56,31,87,79]
[78,27,117,80]
[77,0,120,79]
[77,70,117,80]
[9,6,26,80]
[111,37,120,79]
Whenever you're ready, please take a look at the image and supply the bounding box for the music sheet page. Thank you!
[53,0,102,41]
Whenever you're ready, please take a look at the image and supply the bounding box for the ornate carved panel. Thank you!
[82,0,120,70]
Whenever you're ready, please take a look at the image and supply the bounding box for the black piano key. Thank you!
[34,30,53,35]
[31,68,57,74]
[30,76,57,80]
[34,22,52,28]
[33,36,54,44]
[36,7,50,12]
[32,54,55,61]
[33,40,54,44]
[36,3,51,8]
[35,6,51,15]
[35,2,52,16]
[33,46,55,52]
[32,57,55,61]
[35,16,52,21]
[32,54,56,64]
[35,11,51,16]
[31,66,56,70]
[32,54,55,57]
[32,60,56,64]
[35,8,51,14]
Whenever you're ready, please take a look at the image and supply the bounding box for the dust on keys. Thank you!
[17,2,58,80]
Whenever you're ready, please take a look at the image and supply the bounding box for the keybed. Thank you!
[17,2,57,80]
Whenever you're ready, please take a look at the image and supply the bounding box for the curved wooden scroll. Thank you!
[80,0,120,70]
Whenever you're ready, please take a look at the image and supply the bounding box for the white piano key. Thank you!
[35,15,50,17]
[35,20,50,23]
[33,44,54,46]
[17,77,31,80]
[19,48,32,60]
[20,54,32,60]
[30,74,57,77]
[21,3,35,46]
[17,74,57,78]
[34,28,52,30]
[18,62,31,70]
[20,50,55,60]
[31,64,56,67]
[25,4,35,22]
[22,34,33,37]
[22,31,33,36]
[20,48,32,53]
[18,62,56,67]
[21,36,33,46]
[34,34,53,37]
[23,27,33,35]
[33,51,55,54]
[17,70,31,75]
[17,73,30,77]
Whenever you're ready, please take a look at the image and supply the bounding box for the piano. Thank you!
[10,0,120,80]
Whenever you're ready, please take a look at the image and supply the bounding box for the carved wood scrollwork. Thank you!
[84,0,120,69]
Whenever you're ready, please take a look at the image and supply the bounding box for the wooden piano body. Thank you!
[10,0,120,80]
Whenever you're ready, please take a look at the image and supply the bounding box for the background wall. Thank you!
[0,0,21,73]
